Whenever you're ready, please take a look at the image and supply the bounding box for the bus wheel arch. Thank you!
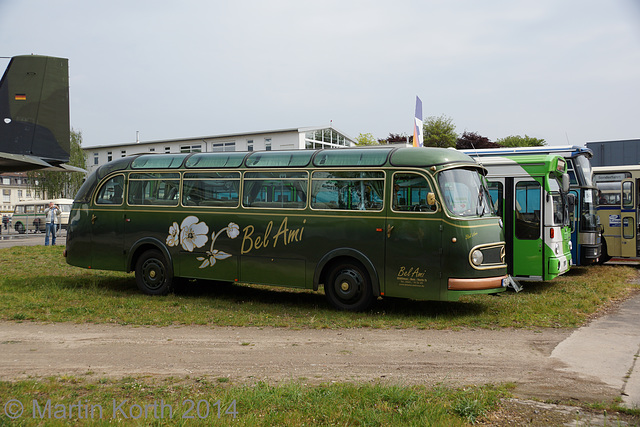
[129,239,175,295]
[14,221,25,234]
[315,249,379,311]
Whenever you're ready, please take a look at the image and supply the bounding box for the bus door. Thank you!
[620,179,636,257]
[90,174,126,270]
[511,177,544,278]
[384,172,441,300]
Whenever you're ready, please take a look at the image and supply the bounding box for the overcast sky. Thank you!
[1,0,639,148]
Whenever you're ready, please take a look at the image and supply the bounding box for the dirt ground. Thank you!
[2,321,637,425]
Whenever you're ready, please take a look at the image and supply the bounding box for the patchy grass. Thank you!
[0,376,508,426]
[0,246,638,329]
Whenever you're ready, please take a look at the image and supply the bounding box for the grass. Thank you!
[0,376,508,426]
[0,245,638,329]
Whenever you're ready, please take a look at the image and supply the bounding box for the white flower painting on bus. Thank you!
[166,217,239,269]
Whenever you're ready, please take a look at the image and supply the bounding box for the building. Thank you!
[0,172,38,216]
[84,126,355,173]
[586,139,640,167]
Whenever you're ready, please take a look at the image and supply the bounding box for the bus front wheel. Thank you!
[135,250,173,295]
[325,262,373,311]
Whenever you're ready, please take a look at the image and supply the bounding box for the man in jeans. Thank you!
[44,201,61,246]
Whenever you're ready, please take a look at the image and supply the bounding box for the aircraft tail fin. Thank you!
[0,55,70,168]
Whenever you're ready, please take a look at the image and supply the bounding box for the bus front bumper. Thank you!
[447,275,508,291]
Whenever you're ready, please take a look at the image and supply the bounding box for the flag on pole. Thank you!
[413,96,423,147]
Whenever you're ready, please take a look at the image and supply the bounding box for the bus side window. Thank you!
[392,173,434,212]
[183,172,240,207]
[311,171,384,211]
[515,181,541,240]
[127,173,180,206]
[96,175,124,205]
[244,172,307,209]
[487,181,503,217]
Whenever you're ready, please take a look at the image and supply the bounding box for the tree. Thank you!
[354,132,381,146]
[27,129,87,199]
[422,115,458,148]
[456,131,501,149]
[380,133,410,145]
[496,134,546,147]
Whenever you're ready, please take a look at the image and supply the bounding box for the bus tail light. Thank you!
[550,228,555,239]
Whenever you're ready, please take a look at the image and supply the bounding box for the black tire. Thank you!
[598,238,611,265]
[135,250,173,295]
[15,222,25,234]
[324,261,373,311]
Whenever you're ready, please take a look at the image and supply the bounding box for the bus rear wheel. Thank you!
[14,222,25,234]
[325,262,373,311]
[135,250,173,295]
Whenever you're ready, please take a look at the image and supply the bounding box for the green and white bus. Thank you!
[593,165,640,261]
[12,198,74,234]
[64,147,508,311]
[480,154,573,282]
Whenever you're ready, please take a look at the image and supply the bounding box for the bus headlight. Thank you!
[471,249,484,266]
[555,243,560,255]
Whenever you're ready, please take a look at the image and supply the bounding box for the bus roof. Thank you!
[96,147,481,175]
[473,154,567,176]
[593,165,640,173]
[460,145,593,159]
[13,198,74,205]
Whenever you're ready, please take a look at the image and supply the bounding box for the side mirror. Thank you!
[562,174,570,193]
[567,193,576,212]
[427,192,436,206]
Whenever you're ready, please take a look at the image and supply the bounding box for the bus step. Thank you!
[506,276,523,292]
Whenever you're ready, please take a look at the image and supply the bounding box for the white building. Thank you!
[0,173,37,216]
[84,126,355,174]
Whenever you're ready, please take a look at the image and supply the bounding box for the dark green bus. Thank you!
[64,147,508,311]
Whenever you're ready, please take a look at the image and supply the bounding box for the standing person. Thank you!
[44,201,61,246]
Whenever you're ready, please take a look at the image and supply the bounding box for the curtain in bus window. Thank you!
[515,181,540,240]
[96,175,124,205]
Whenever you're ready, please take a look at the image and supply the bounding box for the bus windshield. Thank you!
[580,188,599,232]
[549,178,568,226]
[438,168,494,218]
[574,155,593,186]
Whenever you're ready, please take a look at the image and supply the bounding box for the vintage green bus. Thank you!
[481,154,573,282]
[64,147,508,311]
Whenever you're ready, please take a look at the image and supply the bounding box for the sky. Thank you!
[1,0,639,148]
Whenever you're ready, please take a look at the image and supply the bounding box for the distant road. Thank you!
[0,229,66,249]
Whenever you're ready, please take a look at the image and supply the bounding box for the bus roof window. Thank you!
[313,148,392,167]
[186,152,246,168]
[132,154,188,169]
[246,151,313,168]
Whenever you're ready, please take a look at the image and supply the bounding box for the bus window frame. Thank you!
[95,174,126,206]
[390,171,438,214]
[310,170,385,212]
[181,171,241,208]
[242,170,309,210]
